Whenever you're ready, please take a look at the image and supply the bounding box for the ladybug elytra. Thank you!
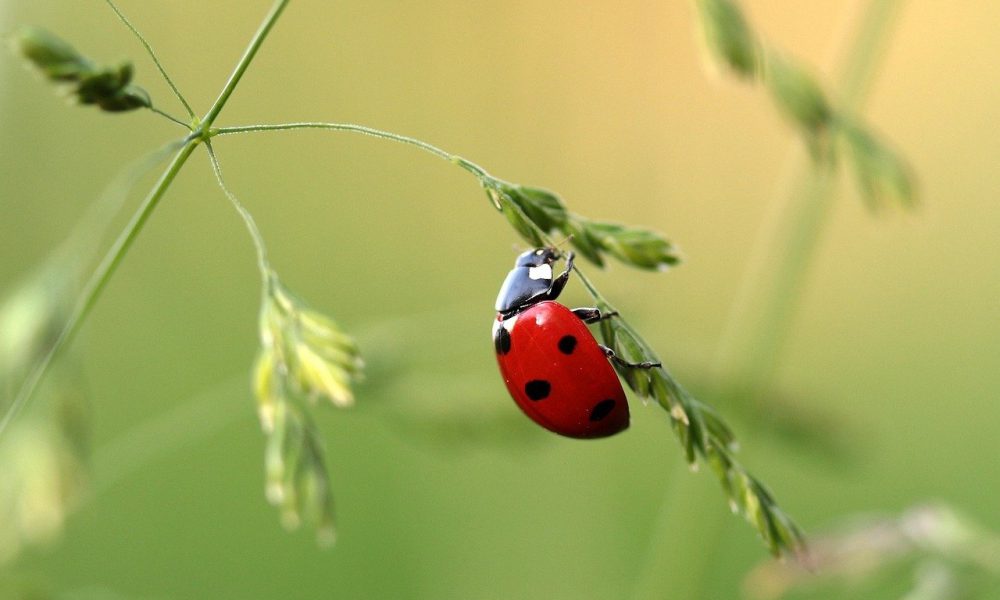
[492,248,659,439]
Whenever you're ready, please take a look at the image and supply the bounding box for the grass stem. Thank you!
[0,138,199,438]
[716,0,904,399]
[204,140,272,281]
[149,105,191,128]
[201,0,290,128]
[103,0,196,119]
[212,122,449,160]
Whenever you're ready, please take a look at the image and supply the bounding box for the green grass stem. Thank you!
[0,138,198,438]
[103,0,196,119]
[212,122,492,179]
[201,0,290,127]
[717,0,905,401]
[204,140,271,281]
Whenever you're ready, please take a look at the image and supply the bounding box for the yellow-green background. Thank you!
[2,1,999,598]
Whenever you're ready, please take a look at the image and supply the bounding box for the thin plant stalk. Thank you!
[1,0,292,438]
[631,1,905,598]
[0,140,197,438]
[212,122,492,179]
[717,0,905,400]
[149,106,190,127]
[204,140,271,280]
[201,0,289,127]
[53,139,189,270]
[103,0,196,119]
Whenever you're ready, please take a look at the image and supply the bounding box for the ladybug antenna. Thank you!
[551,234,574,258]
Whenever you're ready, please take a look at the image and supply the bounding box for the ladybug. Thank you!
[492,247,659,439]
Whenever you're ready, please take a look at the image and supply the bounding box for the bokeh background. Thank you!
[2,1,999,598]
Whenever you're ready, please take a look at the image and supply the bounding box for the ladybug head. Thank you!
[496,247,568,315]
[513,247,561,268]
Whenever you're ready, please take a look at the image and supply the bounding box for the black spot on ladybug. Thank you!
[557,335,577,355]
[589,399,616,421]
[494,325,511,355]
[524,380,551,401]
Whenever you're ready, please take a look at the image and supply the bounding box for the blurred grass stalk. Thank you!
[632,0,906,598]
[716,0,905,392]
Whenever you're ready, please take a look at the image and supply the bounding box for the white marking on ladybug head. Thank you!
[528,264,552,281]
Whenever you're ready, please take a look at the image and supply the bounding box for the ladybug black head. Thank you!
[496,247,570,316]
[513,247,560,268]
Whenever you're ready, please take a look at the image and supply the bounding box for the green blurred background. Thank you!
[2,1,999,598]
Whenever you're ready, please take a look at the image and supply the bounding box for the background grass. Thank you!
[2,1,999,598]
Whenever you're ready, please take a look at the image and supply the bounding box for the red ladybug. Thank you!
[492,248,659,439]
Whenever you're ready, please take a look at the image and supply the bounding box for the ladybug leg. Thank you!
[599,344,661,369]
[543,251,576,302]
[571,307,620,324]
